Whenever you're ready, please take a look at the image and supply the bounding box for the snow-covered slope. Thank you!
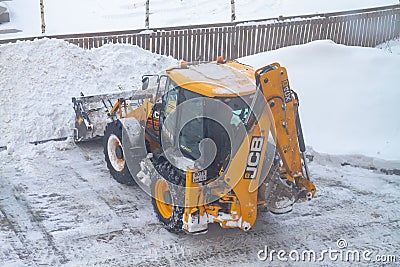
[0,39,177,145]
[239,40,400,161]
[0,0,398,39]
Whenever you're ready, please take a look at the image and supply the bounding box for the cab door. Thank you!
[158,84,179,148]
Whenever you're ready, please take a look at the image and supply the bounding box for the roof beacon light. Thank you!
[181,60,188,68]
[217,56,226,64]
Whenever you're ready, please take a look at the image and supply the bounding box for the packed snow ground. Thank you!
[0,139,399,266]
[0,0,398,39]
[0,38,399,266]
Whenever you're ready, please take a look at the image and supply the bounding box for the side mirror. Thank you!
[142,77,149,90]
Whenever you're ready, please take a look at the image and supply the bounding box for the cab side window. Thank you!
[163,87,178,118]
[160,87,179,146]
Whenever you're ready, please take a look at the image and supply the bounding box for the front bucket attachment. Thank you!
[72,90,152,142]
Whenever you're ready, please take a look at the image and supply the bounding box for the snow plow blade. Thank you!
[72,90,152,142]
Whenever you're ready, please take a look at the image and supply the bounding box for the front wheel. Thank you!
[103,120,135,185]
[151,161,185,233]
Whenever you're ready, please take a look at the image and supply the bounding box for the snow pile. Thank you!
[0,39,178,146]
[240,40,400,161]
[307,146,400,173]
[377,38,400,55]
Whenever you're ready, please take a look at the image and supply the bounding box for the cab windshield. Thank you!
[179,91,253,163]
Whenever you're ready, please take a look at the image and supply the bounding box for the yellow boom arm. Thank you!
[255,63,316,200]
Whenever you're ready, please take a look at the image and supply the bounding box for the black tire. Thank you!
[151,161,185,233]
[103,120,135,185]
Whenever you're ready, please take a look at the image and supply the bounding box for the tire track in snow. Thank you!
[1,142,399,266]
[63,145,400,265]
[0,170,68,265]
[15,142,159,265]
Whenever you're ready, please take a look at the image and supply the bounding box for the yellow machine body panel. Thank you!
[166,61,256,98]
[255,63,316,197]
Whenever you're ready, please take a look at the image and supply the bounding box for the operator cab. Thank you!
[145,61,257,182]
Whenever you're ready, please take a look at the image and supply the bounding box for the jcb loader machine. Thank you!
[72,59,316,234]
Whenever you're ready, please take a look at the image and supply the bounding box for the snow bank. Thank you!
[0,39,178,146]
[377,38,400,55]
[239,40,400,161]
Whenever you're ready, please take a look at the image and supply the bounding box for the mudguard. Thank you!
[120,117,148,185]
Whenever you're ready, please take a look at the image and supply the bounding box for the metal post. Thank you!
[40,0,46,34]
[145,0,150,29]
[231,0,236,22]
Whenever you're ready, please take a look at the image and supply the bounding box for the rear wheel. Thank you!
[103,120,135,185]
[151,161,185,233]
[263,164,296,214]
